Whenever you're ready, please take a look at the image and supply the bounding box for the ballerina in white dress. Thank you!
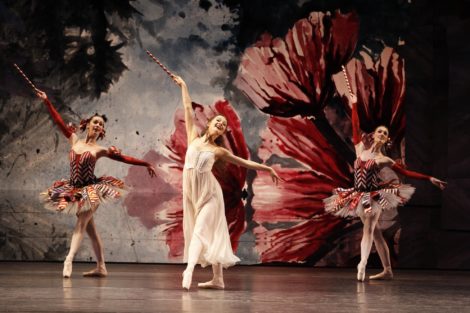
[172,75,281,290]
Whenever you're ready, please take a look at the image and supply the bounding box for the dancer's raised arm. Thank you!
[36,90,77,145]
[217,148,281,184]
[173,76,198,144]
[348,94,365,156]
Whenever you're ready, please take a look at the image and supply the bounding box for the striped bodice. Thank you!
[354,158,379,191]
[69,150,97,187]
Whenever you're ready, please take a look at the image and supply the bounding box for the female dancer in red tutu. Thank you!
[36,90,156,278]
[324,93,446,281]
[173,75,280,290]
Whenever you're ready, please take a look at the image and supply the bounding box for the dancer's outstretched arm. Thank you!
[36,90,77,145]
[381,157,446,190]
[103,146,156,177]
[217,148,281,184]
[173,76,198,144]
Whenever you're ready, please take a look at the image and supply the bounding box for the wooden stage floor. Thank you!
[0,262,469,313]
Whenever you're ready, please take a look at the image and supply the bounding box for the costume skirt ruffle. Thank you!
[323,184,415,218]
[40,176,125,215]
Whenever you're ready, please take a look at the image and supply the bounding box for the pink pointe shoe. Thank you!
[357,263,366,282]
[63,260,72,278]
[182,270,193,291]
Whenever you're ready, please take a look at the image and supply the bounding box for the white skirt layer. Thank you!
[182,168,240,268]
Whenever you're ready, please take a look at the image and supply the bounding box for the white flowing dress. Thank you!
[182,143,240,268]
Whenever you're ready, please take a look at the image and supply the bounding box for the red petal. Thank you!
[252,116,353,262]
[253,166,341,223]
[336,47,406,144]
[254,217,345,263]
[123,150,182,230]
[235,10,359,117]
[259,116,351,186]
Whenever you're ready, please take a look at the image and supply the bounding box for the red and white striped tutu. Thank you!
[324,158,415,218]
[40,150,125,215]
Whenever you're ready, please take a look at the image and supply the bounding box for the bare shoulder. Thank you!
[377,156,394,166]
[69,133,79,145]
[96,145,111,158]
[214,146,230,158]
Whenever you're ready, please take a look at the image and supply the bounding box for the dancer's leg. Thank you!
[182,201,215,290]
[357,210,381,281]
[182,235,203,290]
[369,225,393,280]
[83,217,107,277]
[63,210,94,278]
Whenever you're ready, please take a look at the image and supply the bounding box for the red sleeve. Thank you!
[351,101,362,145]
[43,98,74,138]
[107,146,150,167]
[391,163,431,180]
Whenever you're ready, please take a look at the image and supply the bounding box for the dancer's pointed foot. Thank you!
[63,260,72,278]
[197,280,225,290]
[357,263,366,282]
[182,270,193,291]
[83,264,108,278]
[369,269,393,280]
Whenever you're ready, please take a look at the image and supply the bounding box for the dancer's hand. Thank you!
[36,89,47,100]
[430,177,447,190]
[172,75,186,87]
[269,167,282,185]
[147,165,157,178]
[364,207,372,214]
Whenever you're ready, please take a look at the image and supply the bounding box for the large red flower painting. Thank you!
[124,100,249,258]
[235,10,359,117]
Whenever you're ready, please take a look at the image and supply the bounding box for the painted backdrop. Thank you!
[0,0,468,269]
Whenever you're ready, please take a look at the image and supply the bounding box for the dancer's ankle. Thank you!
[212,276,224,285]
[383,266,392,273]
[97,262,106,269]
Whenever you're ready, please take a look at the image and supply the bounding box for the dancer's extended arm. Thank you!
[105,146,156,177]
[382,157,446,189]
[218,148,281,184]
